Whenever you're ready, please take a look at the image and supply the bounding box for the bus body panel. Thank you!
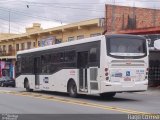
[16,34,149,96]
[100,81,148,93]
[98,35,149,93]
[16,75,35,89]
[16,69,79,93]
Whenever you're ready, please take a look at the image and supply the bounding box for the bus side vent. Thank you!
[90,68,98,90]
[90,82,98,90]
[90,68,98,81]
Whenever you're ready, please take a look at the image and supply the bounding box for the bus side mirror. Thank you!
[147,39,151,46]
[154,39,160,50]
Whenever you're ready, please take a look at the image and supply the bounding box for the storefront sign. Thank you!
[41,36,56,47]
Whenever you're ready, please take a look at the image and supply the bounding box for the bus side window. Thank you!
[55,53,59,63]
[59,52,64,62]
[21,57,26,73]
[47,54,51,63]
[16,60,21,73]
[89,48,97,62]
[51,53,56,63]
[28,57,33,73]
[41,55,47,73]
[41,55,45,65]
[65,51,76,62]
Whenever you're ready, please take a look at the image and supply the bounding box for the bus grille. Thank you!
[111,60,145,67]
[111,64,144,67]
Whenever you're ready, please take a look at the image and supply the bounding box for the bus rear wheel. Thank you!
[68,81,78,98]
[100,92,116,98]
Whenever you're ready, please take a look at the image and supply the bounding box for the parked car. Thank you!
[0,76,15,87]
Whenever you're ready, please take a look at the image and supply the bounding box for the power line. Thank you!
[0,23,24,33]
[0,16,26,28]
[0,6,103,24]
[20,1,109,5]
[0,7,63,23]
[0,2,105,12]
[0,25,23,33]
[27,4,105,12]
[0,12,36,26]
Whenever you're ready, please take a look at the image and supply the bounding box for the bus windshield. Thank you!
[106,36,147,58]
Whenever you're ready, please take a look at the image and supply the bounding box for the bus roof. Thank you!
[17,34,145,55]
[17,35,104,55]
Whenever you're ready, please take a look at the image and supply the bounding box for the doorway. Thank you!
[77,51,88,92]
[34,57,40,88]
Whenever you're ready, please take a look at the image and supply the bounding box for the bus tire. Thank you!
[100,92,116,98]
[68,80,78,98]
[24,79,33,92]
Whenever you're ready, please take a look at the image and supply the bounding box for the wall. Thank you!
[106,4,160,32]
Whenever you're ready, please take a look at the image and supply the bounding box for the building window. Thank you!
[38,41,41,47]
[77,35,84,40]
[16,44,19,51]
[21,43,25,50]
[33,42,36,47]
[55,39,62,44]
[8,45,12,55]
[8,45,12,52]
[3,45,5,51]
[68,37,74,42]
[90,33,101,37]
[27,42,31,49]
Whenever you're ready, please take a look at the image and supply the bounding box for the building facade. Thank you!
[105,4,160,33]
[0,18,105,79]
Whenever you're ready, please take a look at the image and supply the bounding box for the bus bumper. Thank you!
[100,80,148,93]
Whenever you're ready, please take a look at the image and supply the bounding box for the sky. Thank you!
[0,0,160,33]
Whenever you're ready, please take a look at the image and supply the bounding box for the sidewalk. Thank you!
[135,87,160,96]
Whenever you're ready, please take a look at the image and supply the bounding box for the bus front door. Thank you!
[77,51,88,92]
[34,57,40,89]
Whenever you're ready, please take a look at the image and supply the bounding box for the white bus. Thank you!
[16,34,148,98]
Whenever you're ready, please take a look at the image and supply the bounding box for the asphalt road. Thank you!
[0,87,160,120]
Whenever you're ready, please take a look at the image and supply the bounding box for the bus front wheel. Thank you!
[68,81,78,98]
[100,92,116,98]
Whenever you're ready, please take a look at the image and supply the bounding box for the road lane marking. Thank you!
[0,90,14,93]
[0,91,151,114]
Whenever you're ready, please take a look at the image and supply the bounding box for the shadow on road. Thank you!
[22,90,139,102]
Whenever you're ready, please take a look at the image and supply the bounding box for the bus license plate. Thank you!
[124,77,131,81]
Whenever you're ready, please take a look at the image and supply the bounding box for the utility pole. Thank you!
[9,11,10,34]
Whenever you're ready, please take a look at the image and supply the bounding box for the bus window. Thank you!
[65,51,75,62]
[16,61,21,74]
[107,37,146,58]
[89,48,97,62]
[59,52,64,62]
